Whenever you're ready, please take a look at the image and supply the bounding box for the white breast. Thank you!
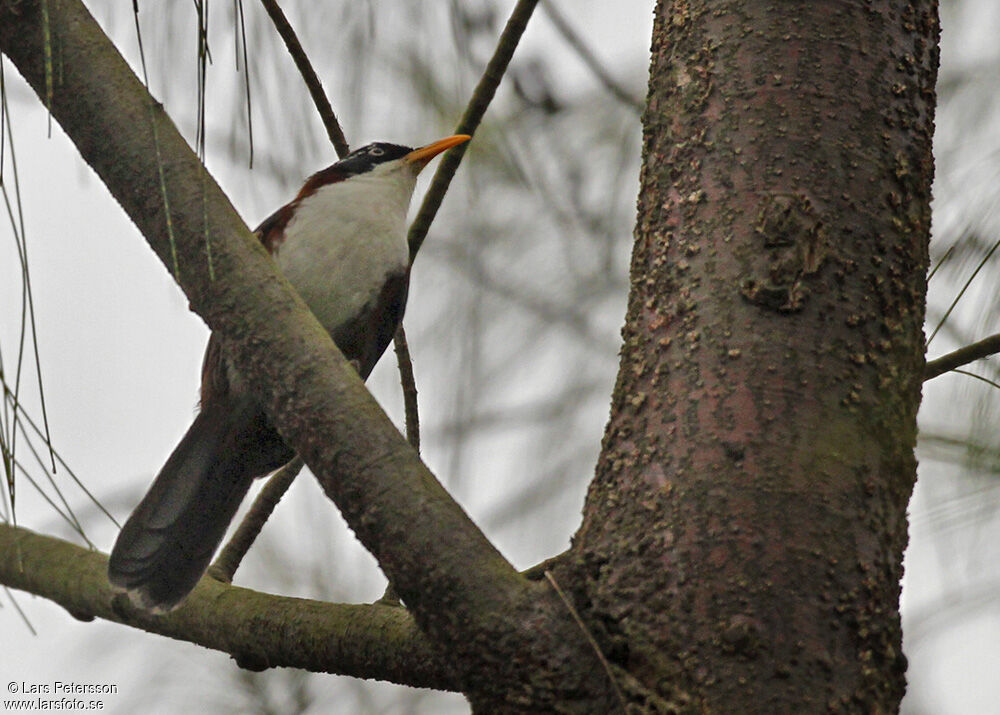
[275,161,417,334]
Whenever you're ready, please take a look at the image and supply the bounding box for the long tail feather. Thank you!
[108,398,293,612]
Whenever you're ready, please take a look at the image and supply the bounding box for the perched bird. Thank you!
[108,134,471,612]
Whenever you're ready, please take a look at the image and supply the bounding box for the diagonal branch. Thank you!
[258,0,349,158]
[392,326,420,451]
[540,0,643,111]
[0,522,457,688]
[0,0,497,604]
[407,0,540,262]
[209,456,304,583]
[924,332,1000,380]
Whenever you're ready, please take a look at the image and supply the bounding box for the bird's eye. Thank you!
[369,146,384,157]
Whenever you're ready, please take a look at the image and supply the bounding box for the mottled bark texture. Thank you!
[568,1,938,712]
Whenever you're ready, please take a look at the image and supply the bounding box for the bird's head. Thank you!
[295,134,471,200]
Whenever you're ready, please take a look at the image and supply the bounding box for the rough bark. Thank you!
[0,1,615,709]
[566,0,938,711]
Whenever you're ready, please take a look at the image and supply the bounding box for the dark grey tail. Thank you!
[108,398,293,613]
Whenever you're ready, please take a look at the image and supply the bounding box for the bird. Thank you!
[108,134,471,613]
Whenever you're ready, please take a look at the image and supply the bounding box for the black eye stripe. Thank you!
[329,143,414,177]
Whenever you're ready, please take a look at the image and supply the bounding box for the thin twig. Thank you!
[258,0,349,158]
[40,0,53,136]
[381,337,414,605]
[236,0,254,168]
[3,585,36,635]
[379,326,420,606]
[950,368,1000,391]
[384,325,419,606]
[926,232,1000,346]
[0,380,118,527]
[926,241,956,283]
[540,0,643,111]
[209,456,304,582]
[544,571,628,710]
[407,0,541,262]
[924,332,1000,381]
[393,325,420,453]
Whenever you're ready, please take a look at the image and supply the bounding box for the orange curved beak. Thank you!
[404,134,471,168]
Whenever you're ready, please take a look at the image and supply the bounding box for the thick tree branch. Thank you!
[0,523,457,688]
[0,1,613,706]
[924,332,1000,380]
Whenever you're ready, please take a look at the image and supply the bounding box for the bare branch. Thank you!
[0,523,457,688]
[257,0,350,158]
[924,332,1000,380]
[393,326,420,452]
[209,457,304,583]
[926,232,1000,346]
[407,0,541,261]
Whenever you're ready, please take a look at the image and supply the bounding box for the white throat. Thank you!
[275,161,418,333]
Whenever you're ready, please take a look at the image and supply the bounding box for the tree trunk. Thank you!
[562,1,938,711]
